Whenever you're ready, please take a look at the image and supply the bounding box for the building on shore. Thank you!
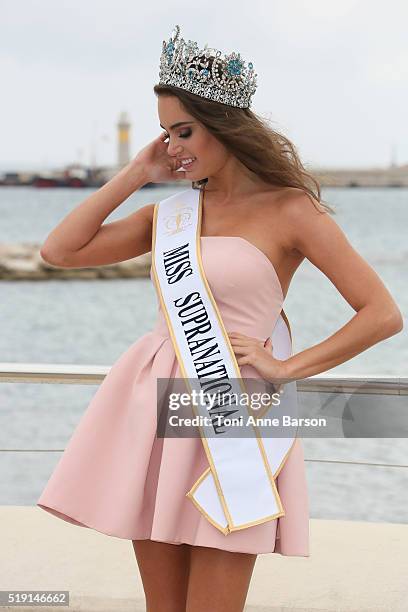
[117,111,131,169]
[312,163,408,187]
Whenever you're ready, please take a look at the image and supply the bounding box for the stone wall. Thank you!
[0,244,151,280]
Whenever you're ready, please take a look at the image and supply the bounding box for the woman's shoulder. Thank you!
[269,186,326,214]
[258,187,330,255]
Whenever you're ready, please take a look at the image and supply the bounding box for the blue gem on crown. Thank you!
[158,25,258,109]
[227,58,243,76]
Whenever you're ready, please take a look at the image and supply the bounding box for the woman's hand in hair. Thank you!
[133,131,188,184]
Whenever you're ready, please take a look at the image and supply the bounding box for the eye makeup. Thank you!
[162,128,192,140]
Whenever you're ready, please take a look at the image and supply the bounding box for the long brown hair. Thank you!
[153,84,335,215]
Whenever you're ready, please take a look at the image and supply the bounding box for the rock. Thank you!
[0,243,152,280]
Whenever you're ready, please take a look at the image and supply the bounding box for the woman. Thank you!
[37,25,403,612]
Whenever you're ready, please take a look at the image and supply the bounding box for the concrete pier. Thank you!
[1,506,407,611]
[0,244,151,280]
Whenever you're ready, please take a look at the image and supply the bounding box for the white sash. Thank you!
[151,187,298,535]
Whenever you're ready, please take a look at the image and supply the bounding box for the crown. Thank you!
[158,25,258,109]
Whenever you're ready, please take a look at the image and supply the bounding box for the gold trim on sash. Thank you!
[150,189,297,534]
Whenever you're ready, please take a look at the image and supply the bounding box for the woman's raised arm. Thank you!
[40,131,187,268]
[40,161,152,267]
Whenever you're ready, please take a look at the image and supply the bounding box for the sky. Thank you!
[1,0,408,172]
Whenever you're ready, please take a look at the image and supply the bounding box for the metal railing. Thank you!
[1,362,407,393]
[1,364,407,469]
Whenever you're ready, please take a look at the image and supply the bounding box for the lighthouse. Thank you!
[117,111,131,168]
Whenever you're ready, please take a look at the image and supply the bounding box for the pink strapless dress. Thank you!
[37,236,310,556]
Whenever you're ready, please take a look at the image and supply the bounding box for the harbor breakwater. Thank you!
[0,244,151,280]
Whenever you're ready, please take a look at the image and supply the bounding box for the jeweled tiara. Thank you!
[158,25,258,109]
